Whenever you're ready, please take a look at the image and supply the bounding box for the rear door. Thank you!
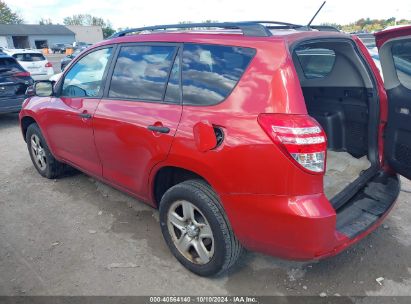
[93,43,182,198]
[375,26,411,179]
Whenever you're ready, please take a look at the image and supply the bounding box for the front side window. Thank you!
[109,45,177,101]
[62,48,112,98]
[392,39,411,90]
[182,44,256,106]
[295,47,336,79]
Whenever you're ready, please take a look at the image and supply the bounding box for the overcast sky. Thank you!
[6,0,411,29]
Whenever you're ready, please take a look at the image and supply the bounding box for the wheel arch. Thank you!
[151,165,219,208]
[20,115,38,142]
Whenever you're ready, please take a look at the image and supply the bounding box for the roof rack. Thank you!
[109,22,275,38]
[241,21,303,29]
[108,21,339,39]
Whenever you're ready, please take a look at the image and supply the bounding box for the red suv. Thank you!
[19,22,411,276]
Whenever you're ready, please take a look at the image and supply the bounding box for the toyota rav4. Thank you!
[19,22,411,276]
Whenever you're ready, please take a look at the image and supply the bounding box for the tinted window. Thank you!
[13,53,46,62]
[109,45,176,101]
[0,57,24,74]
[62,48,112,98]
[392,40,411,90]
[182,44,255,105]
[296,47,336,79]
[165,50,181,103]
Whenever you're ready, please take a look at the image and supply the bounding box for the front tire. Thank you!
[159,180,243,276]
[26,123,65,179]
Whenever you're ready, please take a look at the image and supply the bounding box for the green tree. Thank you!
[0,0,23,24]
[63,14,114,38]
[39,18,52,25]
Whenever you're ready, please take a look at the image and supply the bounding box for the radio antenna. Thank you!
[307,1,326,28]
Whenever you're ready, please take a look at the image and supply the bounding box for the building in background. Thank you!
[0,24,75,49]
[65,25,103,44]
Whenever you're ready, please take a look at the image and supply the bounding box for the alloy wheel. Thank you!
[167,200,215,265]
[30,134,47,171]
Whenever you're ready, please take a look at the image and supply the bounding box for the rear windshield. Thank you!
[295,47,336,79]
[12,53,46,62]
[0,57,24,73]
[182,44,255,105]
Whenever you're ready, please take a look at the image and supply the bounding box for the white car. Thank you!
[3,49,54,81]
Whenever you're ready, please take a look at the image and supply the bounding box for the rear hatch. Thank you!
[13,53,48,76]
[0,57,32,99]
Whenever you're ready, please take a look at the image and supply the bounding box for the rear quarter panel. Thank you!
[151,38,322,198]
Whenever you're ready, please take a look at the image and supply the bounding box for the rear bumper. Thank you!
[220,172,399,260]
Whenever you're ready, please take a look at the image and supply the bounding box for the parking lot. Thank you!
[45,54,66,74]
[0,113,410,298]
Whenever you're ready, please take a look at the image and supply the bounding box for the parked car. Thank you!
[4,49,54,81]
[73,41,91,50]
[0,54,33,114]
[51,43,71,54]
[19,22,411,276]
[60,47,86,71]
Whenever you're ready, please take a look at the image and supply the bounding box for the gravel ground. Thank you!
[0,113,410,298]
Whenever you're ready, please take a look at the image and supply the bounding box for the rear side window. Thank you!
[295,47,336,79]
[182,44,255,106]
[392,39,411,90]
[13,53,46,62]
[109,45,177,101]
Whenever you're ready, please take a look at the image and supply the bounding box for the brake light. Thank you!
[258,114,327,174]
[45,62,53,68]
[13,71,31,77]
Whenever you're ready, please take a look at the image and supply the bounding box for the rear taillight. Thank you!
[258,114,327,174]
[13,71,31,77]
[45,62,53,68]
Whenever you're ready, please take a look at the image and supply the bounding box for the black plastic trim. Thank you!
[336,172,400,238]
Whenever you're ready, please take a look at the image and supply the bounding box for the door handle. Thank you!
[147,125,170,134]
[79,113,92,119]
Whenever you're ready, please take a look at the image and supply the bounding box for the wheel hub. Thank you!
[186,224,199,238]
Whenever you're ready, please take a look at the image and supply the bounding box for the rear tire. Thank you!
[159,180,243,276]
[26,123,65,179]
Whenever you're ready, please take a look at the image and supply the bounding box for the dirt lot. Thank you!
[0,113,410,298]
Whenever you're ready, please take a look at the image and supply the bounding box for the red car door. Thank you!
[46,47,114,176]
[93,44,182,198]
[375,26,411,179]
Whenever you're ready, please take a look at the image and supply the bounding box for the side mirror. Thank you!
[33,81,54,97]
